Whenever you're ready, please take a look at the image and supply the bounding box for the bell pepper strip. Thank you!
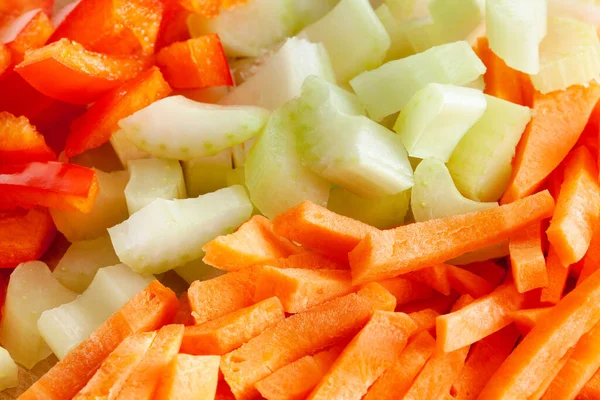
[156,35,233,90]
[65,66,172,158]
[1,9,54,65]
[0,112,56,166]
[178,0,221,18]
[155,0,190,49]
[0,43,11,77]
[579,368,600,400]
[0,0,53,26]
[0,71,56,121]
[29,100,87,155]
[0,206,55,268]
[0,161,98,213]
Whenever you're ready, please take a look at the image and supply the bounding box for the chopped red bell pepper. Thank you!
[156,34,233,89]
[31,101,87,154]
[15,39,151,104]
[0,207,56,268]
[0,112,56,166]
[0,43,11,77]
[156,0,190,50]
[0,71,56,120]
[65,66,172,157]
[179,0,246,18]
[0,161,99,213]
[0,0,53,26]
[1,9,54,64]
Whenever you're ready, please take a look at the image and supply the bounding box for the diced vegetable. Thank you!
[124,159,186,215]
[109,130,151,166]
[182,149,233,197]
[2,9,54,65]
[174,257,226,285]
[154,354,220,400]
[0,346,18,391]
[292,0,340,28]
[403,17,445,54]
[428,0,483,43]
[374,4,414,61]
[393,83,486,162]
[0,111,55,167]
[509,222,548,293]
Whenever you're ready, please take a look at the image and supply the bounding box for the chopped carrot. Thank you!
[307,311,418,400]
[350,191,555,284]
[540,247,570,305]
[220,283,396,400]
[437,281,525,352]
[255,345,344,400]
[272,201,379,260]
[509,222,548,293]
[399,292,459,315]
[577,222,600,285]
[173,292,195,326]
[446,264,495,298]
[154,354,220,400]
[546,162,565,201]
[363,331,436,400]
[578,368,600,400]
[529,348,575,400]
[404,264,452,295]
[180,297,285,355]
[377,277,433,306]
[509,307,552,336]
[3,10,54,65]
[502,83,600,203]
[0,112,55,166]
[450,325,520,400]
[18,281,178,400]
[202,215,300,271]
[408,309,440,337]
[547,146,600,266]
[254,267,354,313]
[459,261,506,287]
[274,251,349,270]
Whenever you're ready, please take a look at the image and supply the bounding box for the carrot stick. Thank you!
[547,146,600,266]
[350,191,555,284]
[377,277,433,306]
[272,201,379,259]
[541,247,571,305]
[180,297,285,355]
[446,264,495,298]
[509,222,548,293]
[450,325,520,400]
[399,292,460,315]
[459,261,506,287]
[529,347,575,400]
[202,215,300,271]
[408,309,440,337]
[509,307,552,336]
[155,354,220,400]
[18,281,178,400]
[274,251,349,270]
[437,281,525,352]
[220,283,396,400]
[577,368,600,400]
[307,311,418,400]
[173,292,194,326]
[404,264,452,295]
[255,345,344,400]
[577,222,600,285]
[254,267,354,313]
[363,331,436,400]
[502,82,600,203]
[478,268,600,399]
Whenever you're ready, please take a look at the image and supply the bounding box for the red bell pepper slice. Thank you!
[0,43,10,77]
[65,66,172,157]
[0,207,56,268]
[1,9,54,64]
[0,71,57,120]
[0,161,99,213]
[0,112,56,166]
[156,1,190,50]
[179,0,245,18]
[156,34,233,89]
[0,0,53,26]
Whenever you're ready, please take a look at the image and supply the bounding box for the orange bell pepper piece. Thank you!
[0,112,55,166]
[2,9,54,65]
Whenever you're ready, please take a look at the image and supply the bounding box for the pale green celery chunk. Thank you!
[292,0,340,28]
[221,37,335,110]
[428,0,484,42]
[182,149,233,197]
[53,234,120,293]
[226,167,246,187]
[375,4,414,61]
[350,41,486,120]
[393,83,486,162]
[0,347,17,391]
[404,17,446,53]
[299,0,390,82]
[174,256,226,285]
[486,0,547,74]
[548,0,600,26]
[530,16,600,94]
[385,0,419,19]
[109,129,150,167]
[464,76,486,91]
[447,95,532,202]
[328,186,410,228]
[108,186,253,274]
[125,159,186,215]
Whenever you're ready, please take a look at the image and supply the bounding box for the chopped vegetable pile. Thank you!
[2,0,600,399]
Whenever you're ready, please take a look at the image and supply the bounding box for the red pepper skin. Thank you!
[0,112,56,166]
[3,10,54,65]
[0,0,53,27]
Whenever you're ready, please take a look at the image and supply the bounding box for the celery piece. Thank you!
[109,129,150,167]
[187,0,296,57]
[226,167,246,187]
[221,37,335,110]
[182,149,233,198]
[68,142,123,173]
[119,96,270,161]
[292,76,413,197]
[350,41,486,120]
[0,347,17,391]
[38,264,153,360]
[464,76,486,91]
[174,256,226,285]
[232,139,256,168]
[531,17,600,94]
[125,159,186,215]
[404,17,446,53]
[375,4,415,61]
[393,83,487,162]
[548,0,600,27]
[328,186,410,228]
[428,0,484,43]
[385,0,419,19]
[447,95,532,202]
[486,0,547,74]
[299,0,390,82]
[108,186,253,274]
[292,0,340,28]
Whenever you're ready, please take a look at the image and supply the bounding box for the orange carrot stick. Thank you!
[350,191,555,284]
[307,311,418,400]
[408,309,440,337]
[577,368,600,400]
[446,264,495,298]
[509,307,552,336]
[528,348,575,400]
[274,251,349,270]
[459,261,506,287]
[399,292,460,315]
[173,292,194,326]
[377,277,433,306]
[254,267,354,313]
[404,264,452,295]
[577,222,600,285]
[155,354,220,400]
[502,83,600,203]
[180,297,285,355]
[541,247,571,305]
[509,222,548,293]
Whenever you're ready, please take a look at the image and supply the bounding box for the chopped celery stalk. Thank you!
[174,256,226,285]
[548,0,600,27]
[119,96,270,161]
[108,186,253,274]
[447,95,532,202]
[464,76,486,91]
[292,76,413,197]
[530,17,600,94]
[385,0,419,19]
[245,108,331,219]
[125,159,186,215]
[350,41,486,120]
[393,83,487,162]
[328,186,410,228]
[50,170,129,242]
[404,17,446,53]
[0,262,77,369]
[226,167,246,187]
[38,264,153,360]
[299,0,390,82]
[486,0,547,74]
[187,0,296,58]
[53,234,120,293]
[375,4,415,61]
[221,37,335,110]
[292,0,341,28]
[182,149,233,198]
[428,0,484,43]
[175,86,232,104]
[109,129,150,167]
[232,139,256,168]
[0,346,17,391]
